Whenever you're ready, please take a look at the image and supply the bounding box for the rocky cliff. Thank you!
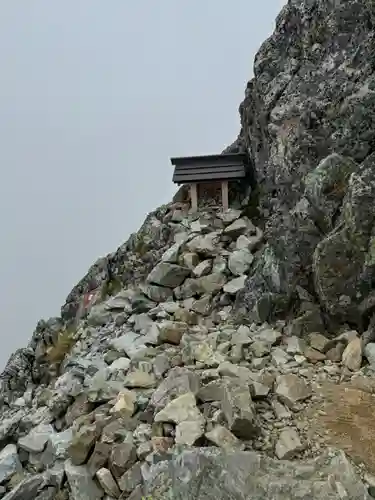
[2,1,375,499]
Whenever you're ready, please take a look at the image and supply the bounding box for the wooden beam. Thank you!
[190,183,198,211]
[221,180,229,211]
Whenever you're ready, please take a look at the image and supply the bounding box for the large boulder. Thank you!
[139,447,370,499]
[235,0,375,329]
[313,156,375,324]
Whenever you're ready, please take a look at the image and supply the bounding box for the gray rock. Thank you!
[233,0,375,329]
[218,209,242,224]
[221,378,258,439]
[197,381,225,403]
[124,370,156,389]
[44,461,65,489]
[104,290,132,312]
[175,420,205,446]
[1,474,44,500]
[275,428,304,460]
[237,228,263,252]
[154,392,203,426]
[0,412,25,442]
[111,331,155,359]
[271,347,291,367]
[275,374,312,409]
[228,249,254,276]
[0,445,22,484]
[132,313,153,333]
[218,361,253,383]
[179,273,227,299]
[117,462,143,494]
[153,354,171,378]
[285,336,306,355]
[141,284,173,303]
[161,242,183,264]
[146,263,190,288]
[186,233,220,257]
[34,487,56,500]
[212,256,227,274]
[287,308,326,337]
[182,252,200,269]
[87,442,111,476]
[96,468,121,498]
[364,342,375,366]
[18,424,54,453]
[223,218,251,238]
[192,259,212,278]
[109,441,137,478]
[41,428,74,465]
[308,333,330,353]
[65,460,104,500]
[191,295,212,316]
[223,275,247,294]
[205,425,243,450]
[68,423,100,465]
[150,367,201,410]
[342,337,362,371]
[110,390,136,419]
[157,321,187,345]
[140,447,370,499]
[108,357,131,373]
[86,372,125,403]
[87,304,112,327]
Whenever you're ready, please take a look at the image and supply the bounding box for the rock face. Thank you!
[234,0,375,332]
[0,1,375,499]
[139,447,370,499]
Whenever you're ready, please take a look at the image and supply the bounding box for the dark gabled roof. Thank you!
[170,153,249,184]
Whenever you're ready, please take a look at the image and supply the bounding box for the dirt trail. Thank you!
[303,379,375,474]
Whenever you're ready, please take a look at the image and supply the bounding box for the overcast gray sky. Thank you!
[0,1,285,369]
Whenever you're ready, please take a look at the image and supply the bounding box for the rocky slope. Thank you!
[2,0,375,499]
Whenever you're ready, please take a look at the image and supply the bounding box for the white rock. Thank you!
[228,249,254,276]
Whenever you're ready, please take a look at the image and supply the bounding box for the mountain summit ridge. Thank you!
[2,1,375,498]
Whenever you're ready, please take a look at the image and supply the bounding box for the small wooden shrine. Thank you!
[170,152,249,211]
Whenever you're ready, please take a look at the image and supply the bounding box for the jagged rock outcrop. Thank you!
[235,0,375,331]
[2,1,375,499]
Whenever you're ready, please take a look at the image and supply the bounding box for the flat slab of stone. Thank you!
[146,262,190,288]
